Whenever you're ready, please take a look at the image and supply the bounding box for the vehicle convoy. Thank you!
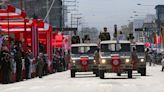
[70,43,99,77]
[98,40,133,79]
[132,42,146,76]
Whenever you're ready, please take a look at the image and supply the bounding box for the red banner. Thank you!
[80,58,89,71]
[111,56,121,72]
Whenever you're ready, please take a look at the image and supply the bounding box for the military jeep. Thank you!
[131,42,146,76]
[70,43,98,77]
[99,40,133,79]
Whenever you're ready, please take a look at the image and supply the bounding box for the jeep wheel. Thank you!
[95,70,99,77]
[128,70,132,78]
[140,68,146,76]
[117,73,121,76]
[99,70,105,79]
[71,70,75,78]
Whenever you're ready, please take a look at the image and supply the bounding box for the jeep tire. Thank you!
[99,70,105,79]
[140,68,146,76]
[128,69,132,78]
[71,70,75,78]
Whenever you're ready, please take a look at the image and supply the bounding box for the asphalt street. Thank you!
[0,64,164,92]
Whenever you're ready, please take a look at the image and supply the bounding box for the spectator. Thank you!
[24,48,32,79]
[14,42,23,82]
[37,53,44,78]
[161,55,164,71]
[0,46,12,84]
[43,54,48,75]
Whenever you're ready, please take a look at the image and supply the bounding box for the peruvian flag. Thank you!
[145,43,151,48]
[154,36,162,44]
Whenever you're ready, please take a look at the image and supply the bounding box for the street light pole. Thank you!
[76,17,82,30]
[46,0,50,23]
[137,3,154,6]
[20,0,23,10]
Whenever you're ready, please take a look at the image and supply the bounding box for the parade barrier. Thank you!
[0,5,54,83]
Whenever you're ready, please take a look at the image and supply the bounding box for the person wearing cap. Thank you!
[99,27,111,41]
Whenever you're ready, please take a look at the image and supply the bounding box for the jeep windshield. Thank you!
[71,46,97,57]
[136,45,145,53]
[101,43,130,54]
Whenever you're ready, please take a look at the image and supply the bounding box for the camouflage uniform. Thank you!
[99,32,111,41]
[94,50,99,64]
[71,35,80,44]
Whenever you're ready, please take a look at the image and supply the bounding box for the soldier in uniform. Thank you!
[118,31,126,40]
[82,35,90,43]
[131,47,138,69]
[94,48,100,63]
[99,27,111,41]
[71,31,80,44]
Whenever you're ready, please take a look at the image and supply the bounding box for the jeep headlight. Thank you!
[93,60,96,63]
[101,59,106,64]
[125,59,130,63]
[140,59,144,62]
[72,60,76,64]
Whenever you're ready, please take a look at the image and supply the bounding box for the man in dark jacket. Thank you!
[0,47,12,84]
[25,50,31,79]
[15,46,23,82]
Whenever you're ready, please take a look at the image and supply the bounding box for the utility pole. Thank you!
[76,17,81,31]
[46,0,50,23]
[71,14,73,28]
[20,0,23,10]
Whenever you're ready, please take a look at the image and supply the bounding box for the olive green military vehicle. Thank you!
[99,40,133,79]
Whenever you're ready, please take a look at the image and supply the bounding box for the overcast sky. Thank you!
[77,0,164,30]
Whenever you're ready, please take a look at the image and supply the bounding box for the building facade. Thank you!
[10,0,63,30]
[155,5,164,48]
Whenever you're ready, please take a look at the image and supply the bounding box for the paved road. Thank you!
[0,65,164,92]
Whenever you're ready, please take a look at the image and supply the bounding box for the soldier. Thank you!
[94,48,100,63]
[24,48,32,79]
[82,35,90,43]
[131,47,138,69]
[118,31,126,40]
[71,31,80,44]
[99,27,111,41]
